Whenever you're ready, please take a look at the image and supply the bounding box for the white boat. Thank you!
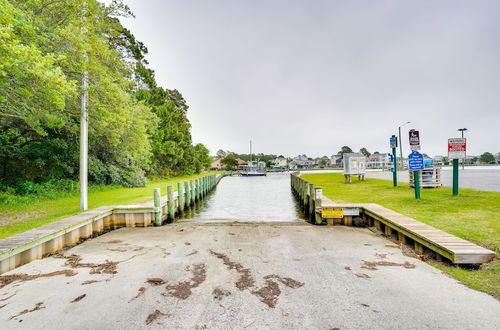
[239,140,267,177]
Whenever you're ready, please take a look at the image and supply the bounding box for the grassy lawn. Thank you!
[302,172,500,299]
[0,172,217,239]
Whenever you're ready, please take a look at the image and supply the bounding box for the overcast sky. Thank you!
[117,0,500,157]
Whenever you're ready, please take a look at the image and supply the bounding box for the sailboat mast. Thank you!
[250,140,252,163]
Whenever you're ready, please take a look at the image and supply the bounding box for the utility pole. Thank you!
[398,121,411,170]
[458,128,468,170]
[80,2,88,211]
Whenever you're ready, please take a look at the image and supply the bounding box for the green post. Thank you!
[414,171,420,199]
[153,188,162,226]
[392,147,398,187]
[190,180,194,203]
[197,178,201,200]
[177,182,184,215]
[167,185,175,220]
[452,158,459,196]
[184,181,190,208]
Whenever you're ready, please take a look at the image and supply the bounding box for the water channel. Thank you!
[179,172,307,223]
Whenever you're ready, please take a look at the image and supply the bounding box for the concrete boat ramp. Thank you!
[1,223,499,329]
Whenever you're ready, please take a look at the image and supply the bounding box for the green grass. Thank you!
[0,172,216,239]
[302,172,500,298]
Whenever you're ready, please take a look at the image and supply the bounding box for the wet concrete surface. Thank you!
[1,224,499,329]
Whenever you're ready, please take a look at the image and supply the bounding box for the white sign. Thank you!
[448,138,466,159]
[409,130,421,151]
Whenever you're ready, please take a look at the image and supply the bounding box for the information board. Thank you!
[390,136,398,149]
[448,138,466,159]
[408,151,424,171]
[409,130,420,151]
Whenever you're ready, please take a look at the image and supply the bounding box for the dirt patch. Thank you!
[163,263,206,300]
[145,310,172,325]
[185,250,198,257]
[0,211,46,226]
[355,273,371,279]
[105,240,123,244]
[107,247,128,252]
[81,280,101,285]
[252,279,281,308]
[209,250,255,290]
[53,253,118,274]
[401,243,425,260]
[184,242,191,246]
[0,270,76,289]
[9,302,45,320]
[361,260,415,270]
[71,294,86,303]
[375,253,387,259]
[344,266,352,271]
[146,278,165,286]
[0,292,16,301]
[264,275,304,289]
[129,287,146,303]
[361,303,370,307]
[209,250,304,308]
[212,287,231,301]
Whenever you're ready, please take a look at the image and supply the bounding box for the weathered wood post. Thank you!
[190,179,195,204]
[196,178,201,200]
[177,182,184,215]
[184,181,190,209]
[314,187,323,225]
[153,188,162,226]
[308,183,315,222]
[167,185,175,220]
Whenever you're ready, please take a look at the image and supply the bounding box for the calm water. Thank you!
[179,172,307,223]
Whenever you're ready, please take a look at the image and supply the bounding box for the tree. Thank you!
[216,149,227,158]
[360,148,371,157]
[479,152,495,164]
[221,156,238,171]
[337,146,353,157]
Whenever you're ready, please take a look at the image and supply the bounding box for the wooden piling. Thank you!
[184,181,190,208]
[190,179,195,204]
[167,185,175,220]
[153,188,162,226]
[177,182,184,215]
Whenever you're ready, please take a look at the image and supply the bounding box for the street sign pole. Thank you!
[448,138,466,196]
[453,159,459,196]
[414,171,420,199]
[392,147,397,187]
[408,150,424,200]
[390,135,398,187]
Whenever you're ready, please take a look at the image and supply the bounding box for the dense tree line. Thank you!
[0,0,210,193]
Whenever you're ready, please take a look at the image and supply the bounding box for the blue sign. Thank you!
[408,151,424,171]
[390,136,398,148]
[388,153,395,172]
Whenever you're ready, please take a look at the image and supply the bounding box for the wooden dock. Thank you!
[291,172,496,265]
[0,174,224,274]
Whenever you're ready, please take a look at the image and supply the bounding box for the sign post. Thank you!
[390,135,398,187]
[448,138,466,196]
[408,151,424,199]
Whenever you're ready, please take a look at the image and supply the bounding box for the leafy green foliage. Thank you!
[221,156,239,170]
[0,0,209,192]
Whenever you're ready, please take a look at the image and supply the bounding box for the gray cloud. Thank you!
[119,0,500,157]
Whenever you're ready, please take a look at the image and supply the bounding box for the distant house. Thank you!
[464,156,477,165]
[240,160,264,170]
[495,152,500,163]
[367,152,390,168]
[433,155,444,166]
[211,157,248,170]
[328,154,342,167]
[272,157,288,169]
[210,158,222,170]
[289,155,315,169]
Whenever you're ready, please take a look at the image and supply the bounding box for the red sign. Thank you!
[448,138,466,159]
